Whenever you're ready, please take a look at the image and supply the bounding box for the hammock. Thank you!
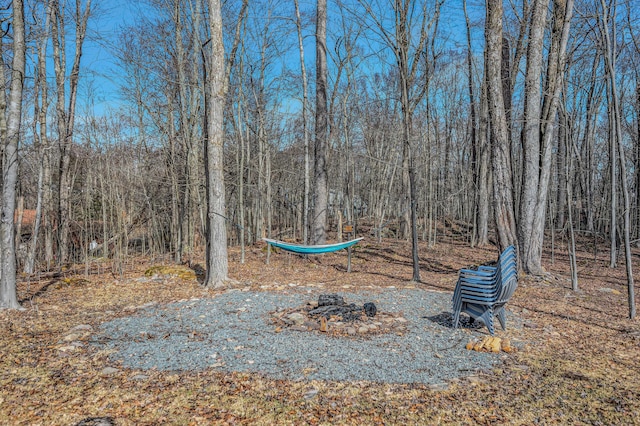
[263,237,364,255]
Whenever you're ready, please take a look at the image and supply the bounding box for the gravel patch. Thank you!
[95,288,512,384]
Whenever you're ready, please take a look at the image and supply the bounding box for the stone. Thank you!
[129,374,149,381]
[304,388,319,399]
[364,302,377,317]
[74,417,116,426]
[428,383,449,391]
[287,312,306,325]
[63,333,84,342]
[305,321,320,330]
[318,294,345,307]
[101,367,120,376]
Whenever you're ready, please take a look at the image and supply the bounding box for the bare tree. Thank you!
[0,0,26,309]
[203,0,229,288]
[518,0,548,271]
[51,0,91,265]
[311,0,329,245]
[519,0,574,274]
[485,0,517,251]
[599,0,635,318]
[464,0,489,247]
[294,0,311,244]
[25,1,52,274]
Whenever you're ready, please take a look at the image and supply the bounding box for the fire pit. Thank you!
[269,293,408,337]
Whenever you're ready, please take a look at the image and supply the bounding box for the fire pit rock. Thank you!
[269,293,408,337]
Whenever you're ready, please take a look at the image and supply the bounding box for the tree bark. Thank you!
[519,0,548,273]
[25,4,51,275]
[600,0,635,318]
[312,0,329,245]
[528,0,574,274]
[295,0,311,244]
[0,0,26,310]
[485,0,517,251]
[204,0,229,288]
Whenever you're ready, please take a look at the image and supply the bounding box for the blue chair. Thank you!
[452,246,515,304]
[452,246,518,335]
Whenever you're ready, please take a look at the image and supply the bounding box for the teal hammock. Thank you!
[262,237,364,255]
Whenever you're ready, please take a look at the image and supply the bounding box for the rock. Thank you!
[466,375,487,385]
[71,324,93,331]
[428,383,449,391]
[347,327,357,335]
[74,417,116,426]
[100,367,120,376]
[57,345,77,353]
[305,321,320,330]
[129,374,149,381]
[287,312,306,325]
[304,388,319,399]
[364,302,377,317]
[63,333,84,342]
[318,294,345,307]
[358,326,369,334]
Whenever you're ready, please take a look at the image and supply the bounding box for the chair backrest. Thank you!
[498,246,516,268]
[496,246,518,303]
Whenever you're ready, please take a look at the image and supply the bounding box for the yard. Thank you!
[1,238,639,425]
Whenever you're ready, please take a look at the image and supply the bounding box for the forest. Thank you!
[0,0,636,300]
[0,0,637,309]
[1,0,640,424]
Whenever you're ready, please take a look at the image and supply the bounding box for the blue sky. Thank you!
[75,0,486,116]
[76,0,141,114]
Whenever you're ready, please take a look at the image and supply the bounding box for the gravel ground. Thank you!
[95,288,510,385]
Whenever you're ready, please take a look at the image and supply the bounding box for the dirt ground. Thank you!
[1,236,639,425]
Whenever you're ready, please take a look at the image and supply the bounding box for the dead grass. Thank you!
[1,238,639,425]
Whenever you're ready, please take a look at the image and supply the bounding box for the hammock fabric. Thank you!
[263,237,364,255]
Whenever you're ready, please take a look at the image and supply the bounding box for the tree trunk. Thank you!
[485,0,517,251]
[204,0,229,288]
[565,114,578,291]
[25,5,51,275]
[312,0,329,245]
[0,0,26,310]
[52,0,91,266]
[477,82,491,246]
[520,0,574,275]
[294,0,311,244]
[600,0,635,318]
[556,110,568,228]
[518,0,548,274]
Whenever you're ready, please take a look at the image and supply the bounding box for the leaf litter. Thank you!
[1,240,639,425]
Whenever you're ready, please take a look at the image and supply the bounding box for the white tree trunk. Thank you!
[0,0,26,310]
[312,0,329,245]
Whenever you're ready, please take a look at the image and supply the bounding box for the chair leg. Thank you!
[496,308,507,331]
[486,307,495,335]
